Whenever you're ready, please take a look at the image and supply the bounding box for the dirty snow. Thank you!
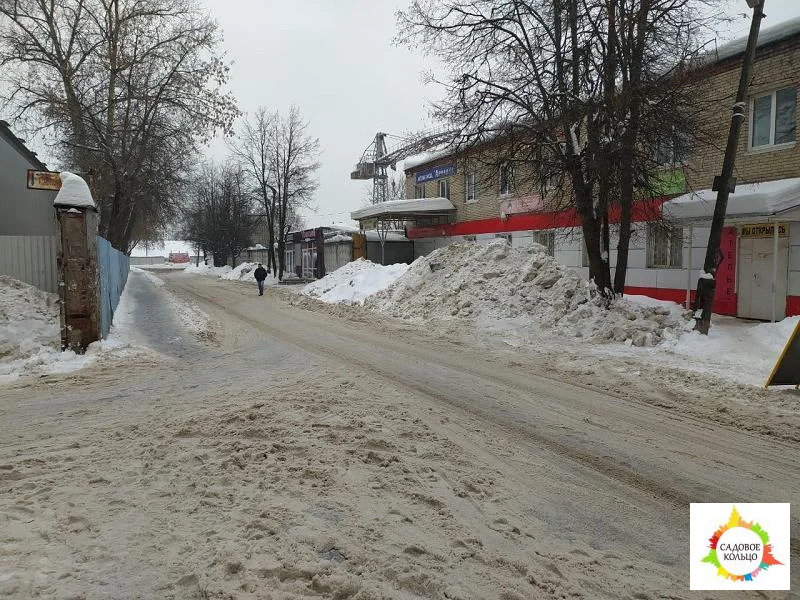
[368,240,691,346]
[0,276,135,383]
[302,259,409,305]
[295,241,792,388]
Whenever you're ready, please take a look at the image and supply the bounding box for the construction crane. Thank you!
[351,130,454,205]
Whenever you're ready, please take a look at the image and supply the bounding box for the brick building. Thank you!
[397,17,800,321]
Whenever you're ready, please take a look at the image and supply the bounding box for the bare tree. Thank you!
[182,162,256,267]
[398,0,721,297]
[270,107,320,280]
[0,0,239,253]
[230,108,280,275]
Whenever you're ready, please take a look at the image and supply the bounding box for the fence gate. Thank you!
[353,233,367,260]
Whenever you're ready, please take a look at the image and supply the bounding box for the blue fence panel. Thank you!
[97,236,130,339]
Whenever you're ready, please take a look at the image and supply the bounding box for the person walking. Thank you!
[253,263,268,296]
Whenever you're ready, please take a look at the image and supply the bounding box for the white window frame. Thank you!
[499,162,514,197]
[749,86,797,151]
[465,172,477,203]
[438,178,451,200]
[414,184,426,199]
[646,222,683,269]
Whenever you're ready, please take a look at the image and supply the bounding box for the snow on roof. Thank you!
[704,16,800,66]
[663,178,800,221]
[351,197,455,220]
[53,172,95,209]
[403,148,454,171]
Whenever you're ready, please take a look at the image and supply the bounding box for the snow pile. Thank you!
[657,315,793,385]
[368,240,692,346]
[221,262,258,281]
[184,263,233,278]
[302,259,409,305]
[0,276,61,377]
[53,171,95,208]
[0,276,133,382]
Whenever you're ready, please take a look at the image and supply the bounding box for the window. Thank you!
[647,223,683,268]
[414,184,426,199]
[438,178,451,200]
[532,230,555,256]
[750,86,796,149]
[495,233,512,243]
[499,162,514,196]
[463,235,477,242]
[465,172,477,203]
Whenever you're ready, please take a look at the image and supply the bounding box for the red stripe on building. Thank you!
[407,198,669,239]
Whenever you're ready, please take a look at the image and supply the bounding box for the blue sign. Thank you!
[415,164,456,184]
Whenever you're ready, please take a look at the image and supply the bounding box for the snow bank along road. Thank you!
[0,271,797,599]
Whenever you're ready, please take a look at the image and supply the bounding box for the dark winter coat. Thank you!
[253,266,268,282]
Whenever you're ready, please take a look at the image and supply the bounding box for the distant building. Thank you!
[397,18,800,321]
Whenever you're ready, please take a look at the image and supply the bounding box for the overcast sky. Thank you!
[24,1,800,230]
[199,0,800,228]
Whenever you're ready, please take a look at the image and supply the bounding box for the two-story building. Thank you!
[396,17,800,321]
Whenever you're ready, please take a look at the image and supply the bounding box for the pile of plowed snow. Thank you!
[367,240,692,345]
[302,259,409,305]
[0,276,60,372]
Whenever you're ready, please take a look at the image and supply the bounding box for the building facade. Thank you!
[402,18,800,321]
[0,121,59,292]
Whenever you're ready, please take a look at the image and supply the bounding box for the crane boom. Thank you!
[351,130,455,205]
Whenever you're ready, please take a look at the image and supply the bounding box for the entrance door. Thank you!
[737,237,789,321]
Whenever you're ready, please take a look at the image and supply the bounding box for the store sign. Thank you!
[415,164,456,184]
[499,195,543,216]
[740,223,788,238]
[27,170,61,191]
[301,228,317,241]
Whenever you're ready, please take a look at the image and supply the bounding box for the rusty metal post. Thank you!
[56,207,100,352]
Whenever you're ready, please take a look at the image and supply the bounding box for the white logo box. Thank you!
[690,503,790,591]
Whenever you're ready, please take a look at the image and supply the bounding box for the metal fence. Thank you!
[0,235,58,293]
[97,236,130,338]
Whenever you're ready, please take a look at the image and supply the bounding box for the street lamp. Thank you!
[693,0,766,334]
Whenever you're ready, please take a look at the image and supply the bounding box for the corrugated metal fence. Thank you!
[0,235,58,293]
[97,236,130,338]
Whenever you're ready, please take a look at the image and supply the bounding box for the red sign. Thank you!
[713,226,737,316]
[169,252,189,263]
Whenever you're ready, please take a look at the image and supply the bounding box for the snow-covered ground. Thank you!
[301,259,409,304]
[0,276,137,383]
[301,241,791,388]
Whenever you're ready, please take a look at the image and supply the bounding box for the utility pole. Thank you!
[694,0,766,335]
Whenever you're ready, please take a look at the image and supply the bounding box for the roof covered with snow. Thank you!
[701,16,800,67]
[403,149,455,171]
[351,197,456,220]
[663,178,800,221]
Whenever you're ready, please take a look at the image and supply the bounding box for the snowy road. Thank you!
[0,270,797,599]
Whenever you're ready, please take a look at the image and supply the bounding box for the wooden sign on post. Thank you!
[27,170,61,191]
[765,320,800,387]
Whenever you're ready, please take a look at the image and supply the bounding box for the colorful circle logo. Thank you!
[701,506,782,582]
